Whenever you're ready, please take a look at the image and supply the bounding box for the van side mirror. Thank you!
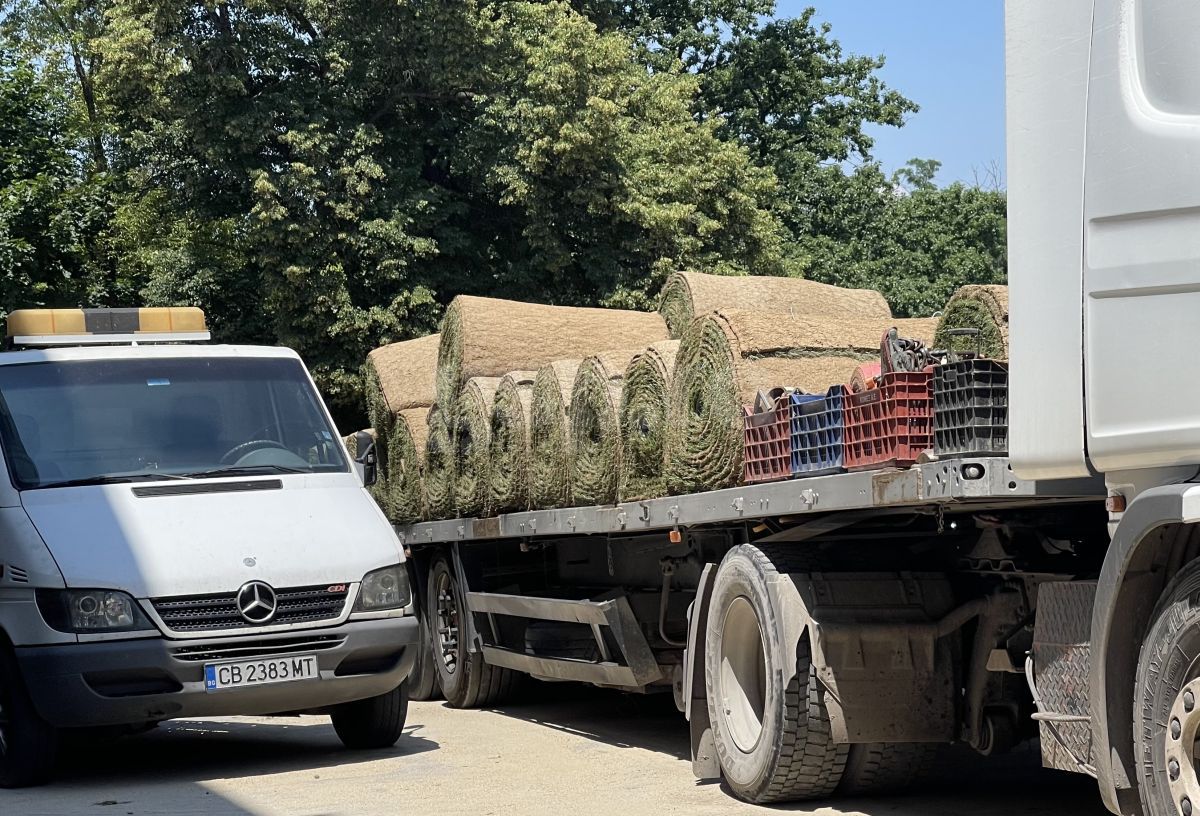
[353,431,377,487]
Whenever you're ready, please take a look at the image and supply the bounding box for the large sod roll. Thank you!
[424,405,456,520]
[368,333,440,411]
[488,371,538,513]
[933,284,1010,360]
[658,271,892,339]
[569,350,643,506]
[618,340,680,502]
[665,310,938,494]
[529,360,581,509]
[453,377,501,518]
[435,296,669,413]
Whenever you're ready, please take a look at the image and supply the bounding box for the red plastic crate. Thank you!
[742,396,792,484]
[844,371,933,471]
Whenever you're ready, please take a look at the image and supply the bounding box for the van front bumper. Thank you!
[14,616,418,728]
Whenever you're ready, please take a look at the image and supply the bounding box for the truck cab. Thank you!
[0,308,418,787]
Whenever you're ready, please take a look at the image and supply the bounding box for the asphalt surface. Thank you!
[4,684,1110,816]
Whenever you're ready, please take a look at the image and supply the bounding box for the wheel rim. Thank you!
[1166,677,1200,815]
[718,595,768,753]
[434,569,460,675]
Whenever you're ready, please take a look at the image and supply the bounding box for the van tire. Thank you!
[0,645,58,788]
[705,544,847,803]
[427,556,517,708]
[330,682,408,750]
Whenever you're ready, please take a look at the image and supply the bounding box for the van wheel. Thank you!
[407,605,442,702]
[705,544,847,803]
[427,556,517,708]
[0,646,57,787]
[1136,559,1200,816]
[331,682,408,750]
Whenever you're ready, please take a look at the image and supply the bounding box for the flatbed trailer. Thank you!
[396,456,1110,803]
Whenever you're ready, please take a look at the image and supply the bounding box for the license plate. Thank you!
[204,654,319,692]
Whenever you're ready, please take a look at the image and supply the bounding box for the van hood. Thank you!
[20,474,400,598]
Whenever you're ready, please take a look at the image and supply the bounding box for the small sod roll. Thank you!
[569,350,643,506]
[657,270,892,339]
[933,285,1009,360]
[453,377,500,518]
[488,371,538,514]
[386,408,430,523]
[665,310,937,494]
[424,405,456,520]
[435,296,669,413]
[529,360,581,509]
[618,340,680,502]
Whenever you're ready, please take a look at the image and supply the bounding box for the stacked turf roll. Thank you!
[488,371,538,513]
[933,285,1009,360]
[529,360,581,509]
[618,340,680,502]
[569,349,643,506]
[423,404,456,520]
[453,377,500,518]
[364,334,440,522]
[435,295,670,414]
[666,310,938,494]
[658,271,892,338]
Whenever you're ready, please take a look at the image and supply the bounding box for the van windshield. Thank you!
[0,356,348,489]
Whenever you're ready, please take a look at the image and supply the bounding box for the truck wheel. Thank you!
[705,544,847,803]
[1136,558,1200,816]
[407,605,442,702]
[0,646,57,788]
[838,742,942,796]
[331,682,408,750]
[427,556,517,708]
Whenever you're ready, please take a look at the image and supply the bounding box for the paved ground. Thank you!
[4,685,1109,816]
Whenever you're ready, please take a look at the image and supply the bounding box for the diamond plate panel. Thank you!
[1032,581,1097,773]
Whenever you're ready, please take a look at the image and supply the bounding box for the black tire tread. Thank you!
[407,603,442,702]
[330,682,408,750]
[0,647,58,788]
[838,742,942,796]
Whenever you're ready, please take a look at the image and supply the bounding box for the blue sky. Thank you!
[773,1,1006,187]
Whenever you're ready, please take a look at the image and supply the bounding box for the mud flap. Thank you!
[686,563,720,780]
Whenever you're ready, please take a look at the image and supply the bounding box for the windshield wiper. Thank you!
[35,472,194,489]
[182,464,309,479]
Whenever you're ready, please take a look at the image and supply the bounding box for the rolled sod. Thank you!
[453,377,501,518]
[488,371,538,514]
[933,285,1009,360]
[435,296,669,413]
[529,360,581,509]
[569,350,643,507]
[657,271,892,339]
[384,408,430,523]
[665,310,937,494]
[618,340,680,502]
[423,405,456,520]
[367,333,440,411]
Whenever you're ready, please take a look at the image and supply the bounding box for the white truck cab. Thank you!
[0,307,417,787]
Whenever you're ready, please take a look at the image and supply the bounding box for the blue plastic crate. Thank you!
[789,385,846,476]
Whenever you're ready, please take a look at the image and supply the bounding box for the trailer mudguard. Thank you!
[1092,483,1200,816]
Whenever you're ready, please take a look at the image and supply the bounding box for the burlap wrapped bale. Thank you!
[658,271,892,339]
[453,377,500,518]
[364,334,440,522]
[569,350,643,507]
[666,310,938,494]
[618,340,680,502]
[488,371,537,513]
[933,285,1010,360]
[435,296,669,413]
[424,405,456,519]
[529,360,580,509]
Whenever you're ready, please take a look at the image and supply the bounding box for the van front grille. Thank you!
[152,585,350,633]
[170,634,346,662]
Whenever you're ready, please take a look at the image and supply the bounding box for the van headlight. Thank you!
[36,589,155,633]
[354,565,410,612]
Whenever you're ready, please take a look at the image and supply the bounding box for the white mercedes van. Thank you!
[0,308,417,786]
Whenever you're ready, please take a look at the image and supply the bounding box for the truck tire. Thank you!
[705,543,848,803]
[407,605,442,702]
[838,742,942,796]
[1136,558,1200,816]
[0,645,57,788]
[427,556,518,708]
[330,681,408,749]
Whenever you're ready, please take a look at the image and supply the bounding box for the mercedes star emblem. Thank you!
[236,581,278,624]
